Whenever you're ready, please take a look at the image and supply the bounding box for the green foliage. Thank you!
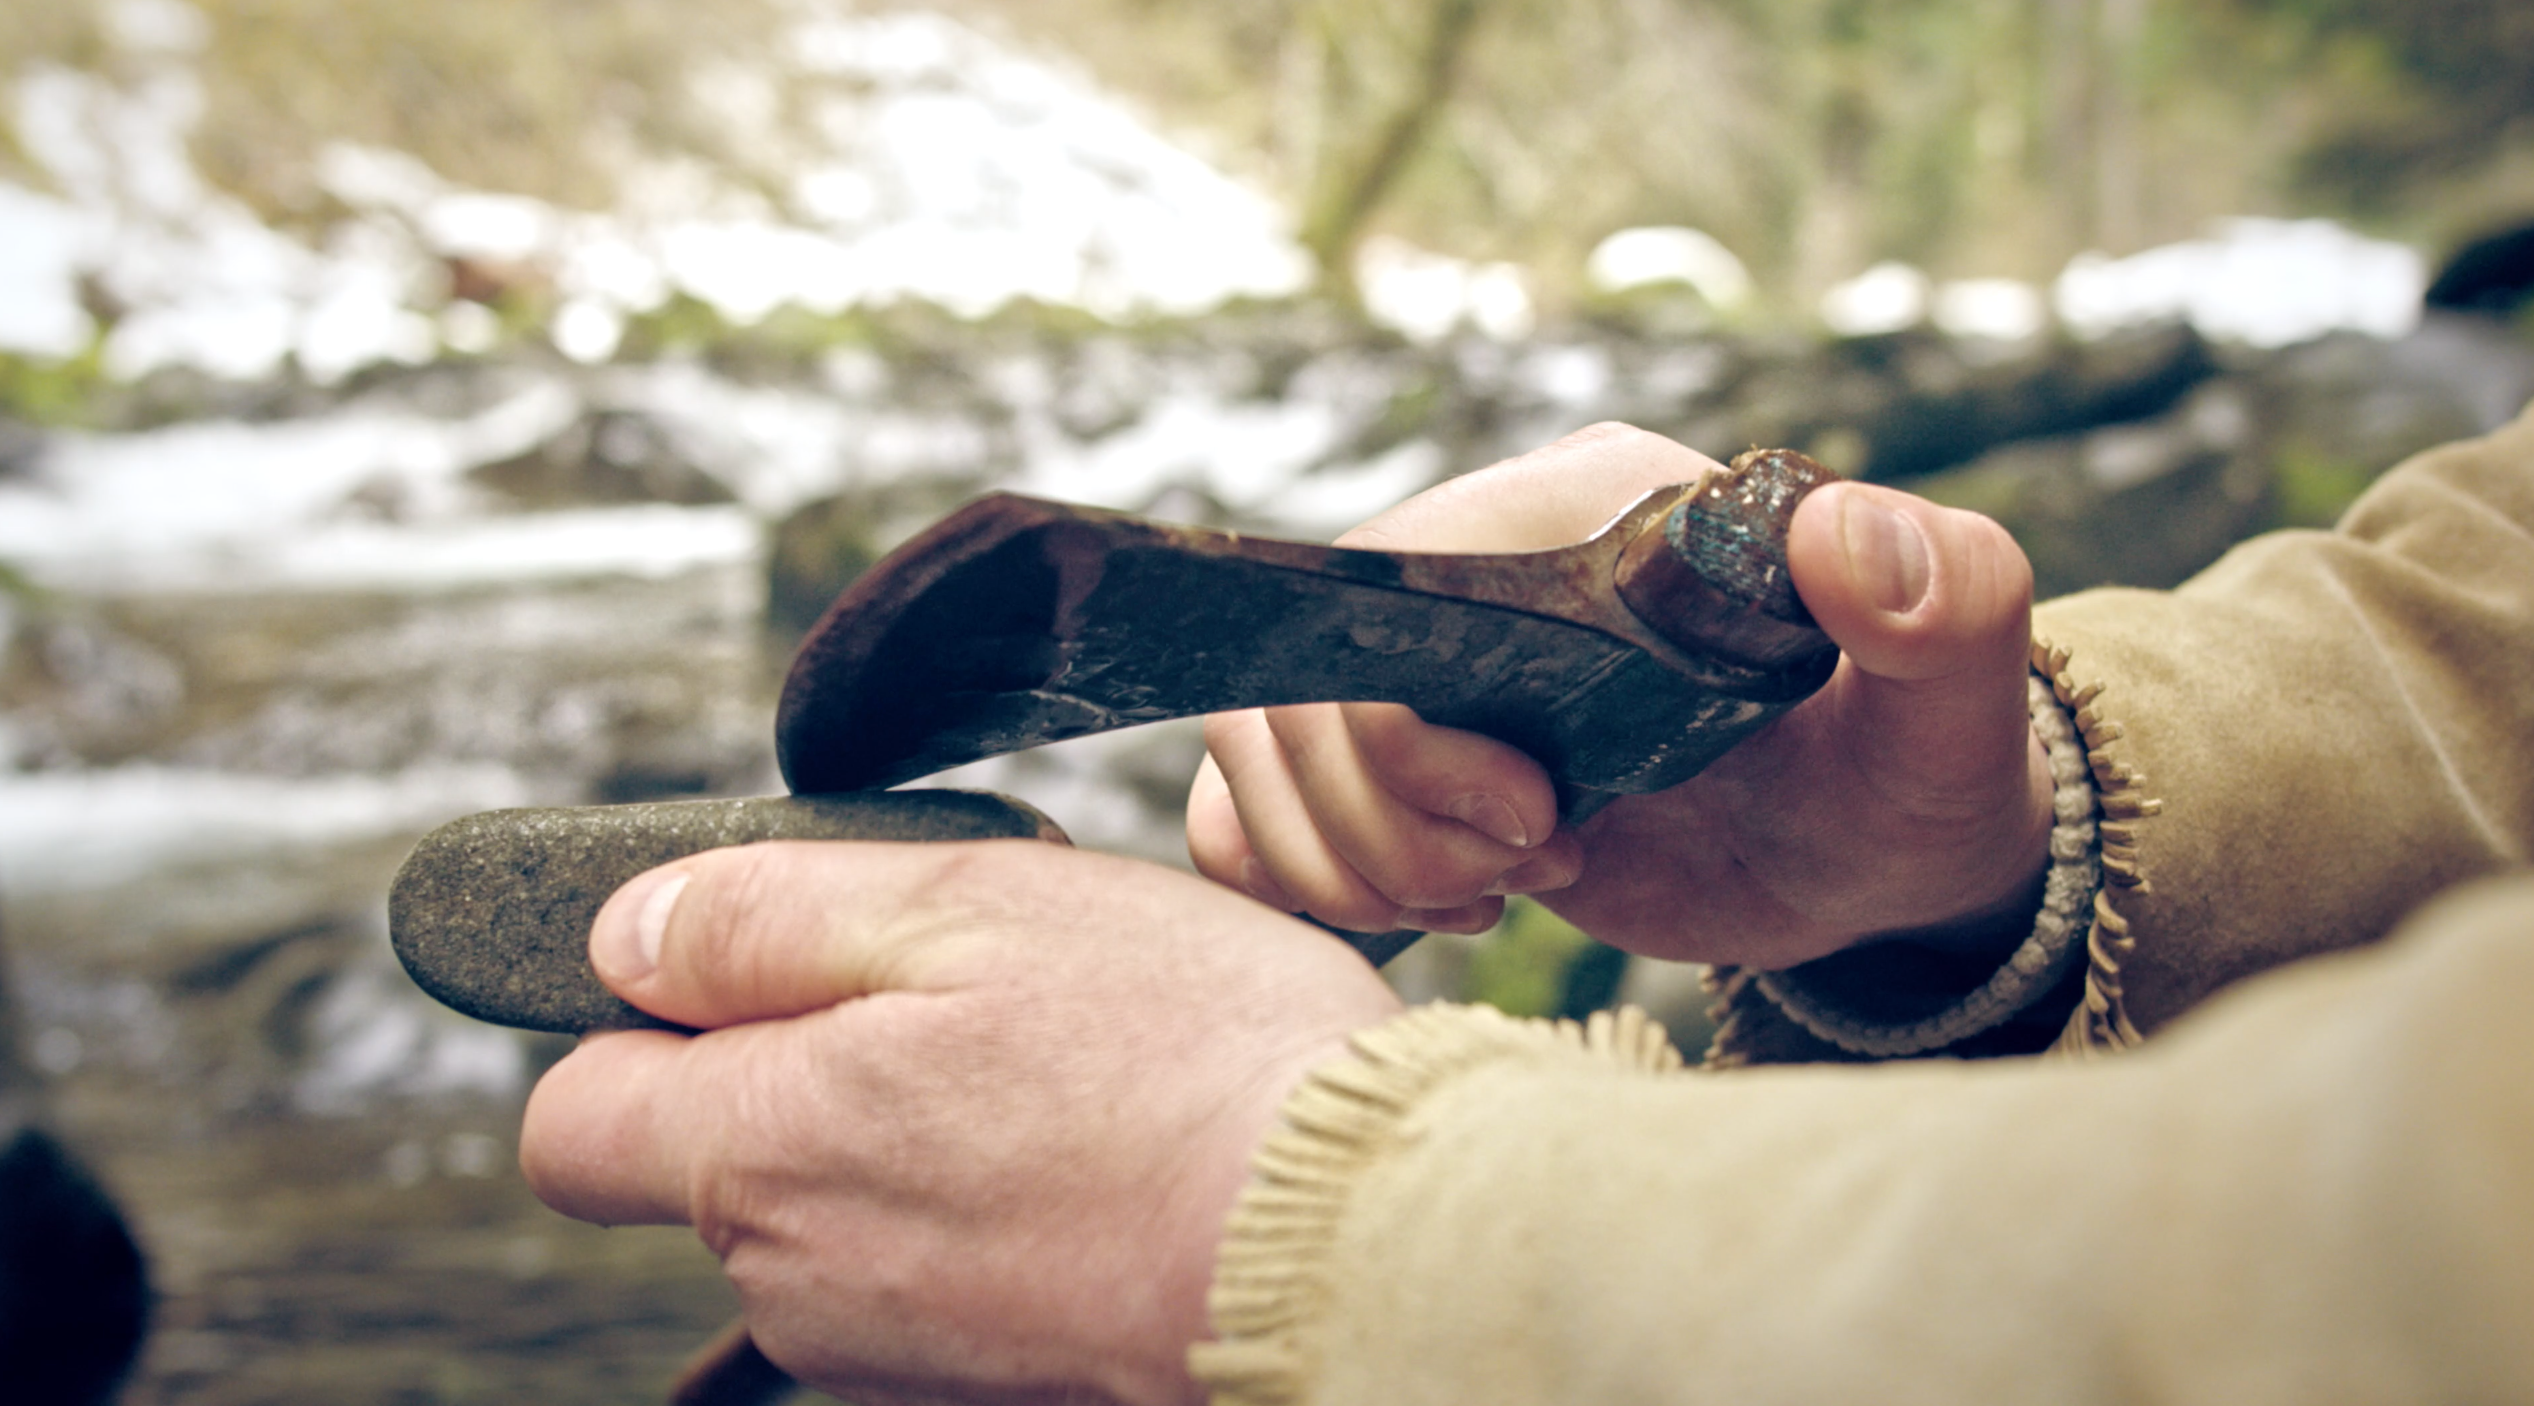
[1462,896,1596,1018]
[2225,0,2534,213]
[0,345,111,429]
[2268,442,2382,529]
[0,558,49,607]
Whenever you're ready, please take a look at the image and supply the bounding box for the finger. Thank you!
[1205,709,1413,931]
[519,1028,709,1226]
[1339,701,1561,853]
[1264,702,1564,914]
[1198,720,1524,935]
[1786,482,2042,816]
[586,839,1048,1029]
[1186,749,1297,910]
[1396,900,1506,936]
[1339,423,1725,553]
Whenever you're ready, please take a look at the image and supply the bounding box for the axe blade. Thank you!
[776,452,1837,804]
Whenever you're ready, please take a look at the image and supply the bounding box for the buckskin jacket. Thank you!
[1190,401,2534,1405]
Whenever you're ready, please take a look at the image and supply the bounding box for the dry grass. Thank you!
[191,0,786,215]
[2,0,785,214]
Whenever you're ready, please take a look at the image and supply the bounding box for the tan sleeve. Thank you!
[2025,400,2534,1046]
[1193,873,2534,1405]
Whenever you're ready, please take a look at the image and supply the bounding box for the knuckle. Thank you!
[1201,707,1264,757]
[1341,702,1430,767]
[678,843,795,973]
[908,839,1056,934]
[1261,700,1342,755]
[1555,419,1654,451]
[1353,846,1485,911]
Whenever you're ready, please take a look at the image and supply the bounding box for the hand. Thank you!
[1186,423,2053,971]
[518,839,1401,1406]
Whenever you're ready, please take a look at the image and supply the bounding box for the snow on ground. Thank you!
[0,375,768,593]
[0,763,532,894]
[1813,218,2427,346]
[2056,218,2426,348]
[0,3,1310,384]
[1814,217,2422,347]
[1586,226,1755,314]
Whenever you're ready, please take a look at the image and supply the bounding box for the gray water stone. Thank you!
[389,791,1067,1035]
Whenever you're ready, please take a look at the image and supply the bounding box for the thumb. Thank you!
[587,839,1016,1029]
[1786,481,2039,811]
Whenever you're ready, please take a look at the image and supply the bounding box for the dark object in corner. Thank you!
[0,1126,150,1406]
[2426,221,2534,317]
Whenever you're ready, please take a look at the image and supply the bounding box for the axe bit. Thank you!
[389,447,1836,1036]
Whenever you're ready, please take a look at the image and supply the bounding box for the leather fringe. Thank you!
[2032,638,2159,1055]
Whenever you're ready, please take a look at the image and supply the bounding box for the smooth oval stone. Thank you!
[390,790,1067,1035]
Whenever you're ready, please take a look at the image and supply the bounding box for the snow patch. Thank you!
[0,6,1311,390]
[0,764,533,893]
[2057,218,2425,348]
[1357,236,1535,345]
[1586,226,1753,312]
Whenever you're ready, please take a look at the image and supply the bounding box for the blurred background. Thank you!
[2,0,2531,1400]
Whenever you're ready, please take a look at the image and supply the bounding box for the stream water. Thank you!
[0,347,1383,1404]
[3,565,769,1403]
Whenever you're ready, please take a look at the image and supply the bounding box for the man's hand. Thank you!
[1187,423,2053,971]
[518,839,1401,1406]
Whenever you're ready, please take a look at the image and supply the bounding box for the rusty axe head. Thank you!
[776,448,1839,810]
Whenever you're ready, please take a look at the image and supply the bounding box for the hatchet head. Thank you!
[777,448,1839,813]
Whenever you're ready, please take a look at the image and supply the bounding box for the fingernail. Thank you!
[1484,852,1579,897]
[594,870,688,982]
[1840,489,1931,615]
[1447,793,1531,848]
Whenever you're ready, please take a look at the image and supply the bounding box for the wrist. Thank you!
[1159,1020,1389,1404]
[1747,673,2099,1058]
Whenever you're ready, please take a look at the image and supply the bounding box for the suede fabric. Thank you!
[2024,403,2534,1039]
[1196,874,2534,1404]
[1196,405,2534,1400]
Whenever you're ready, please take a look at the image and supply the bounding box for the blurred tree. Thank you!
[1292,0,1495,300]
[188,0,787,217]
[985,0,2534,311]
[2228,0,2534,223]
[10,0,2533,317]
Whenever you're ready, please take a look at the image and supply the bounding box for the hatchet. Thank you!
[389,447,1837,1037]
[388,445,1838,1406]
